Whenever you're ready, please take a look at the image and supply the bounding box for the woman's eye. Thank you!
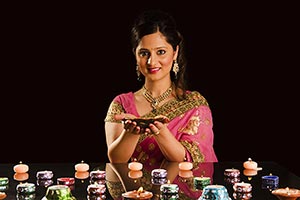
[157,50,166,55]
[139,51,149,57]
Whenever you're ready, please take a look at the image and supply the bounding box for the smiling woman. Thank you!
[104,9,218,167]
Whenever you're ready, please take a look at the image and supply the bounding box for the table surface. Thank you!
[0,161,299,199]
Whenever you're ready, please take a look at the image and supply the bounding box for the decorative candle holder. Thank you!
[0,177,9,192]
[199,185,232,200]
[41,185,76,200]
[151,168,167,179]
[272,187,300,200]
[36,170,54,180]
[16,182,36,195]
[261,174,279,190]
[194,176,211,190]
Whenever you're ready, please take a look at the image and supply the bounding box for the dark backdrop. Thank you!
[2,2,299,176]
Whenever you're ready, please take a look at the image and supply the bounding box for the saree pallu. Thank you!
[104,90,218,166]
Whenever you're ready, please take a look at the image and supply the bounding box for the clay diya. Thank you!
[122,187,153,199]
[272,187,300,200]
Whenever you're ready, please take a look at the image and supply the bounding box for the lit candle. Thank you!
[122,187,153,199]
[13,161,29,173]
[243,158,261,170]
[128,159,143,171]
[75,160,89,172]
[178,161,193,171]
[272,187,300,200]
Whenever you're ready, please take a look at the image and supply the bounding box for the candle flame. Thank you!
[137,187,144,194]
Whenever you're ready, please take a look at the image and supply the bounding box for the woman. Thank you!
[104,9,218,166]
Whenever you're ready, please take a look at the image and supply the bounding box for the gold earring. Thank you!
[136,65,141,81]
[172,60,179,79]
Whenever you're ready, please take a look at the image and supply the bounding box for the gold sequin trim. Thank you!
[181,140,205,164]
[104,101,125,123]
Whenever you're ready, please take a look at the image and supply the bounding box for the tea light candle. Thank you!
[233,182,252,193]
[128,170,143,179]
[128,159,143,171]
[122,187,153,199]
[160,182,179,194]
[243,158,260,170]
[75,161,89,172]
[178,161,193,171]
[13,162,29,173]
[272,187,300,200]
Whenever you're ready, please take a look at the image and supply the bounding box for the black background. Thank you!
[2,2,299,176]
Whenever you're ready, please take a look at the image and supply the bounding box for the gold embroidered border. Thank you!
[104,101,125,123]
[142,91,209,120]
[106,181,124,199]
[181,140,205,164]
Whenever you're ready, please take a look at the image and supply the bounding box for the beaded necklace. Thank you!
[142,85,172,111]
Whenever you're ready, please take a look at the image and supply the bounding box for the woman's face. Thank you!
[135,31,178,82]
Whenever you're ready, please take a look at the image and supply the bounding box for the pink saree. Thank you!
[105,90,218,166]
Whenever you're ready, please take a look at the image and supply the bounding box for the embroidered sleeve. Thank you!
[104,101,125,123]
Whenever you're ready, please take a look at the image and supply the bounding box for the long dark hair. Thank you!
[131,9,188,100]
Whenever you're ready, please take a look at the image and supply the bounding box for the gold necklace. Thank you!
[142,85,172,111]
